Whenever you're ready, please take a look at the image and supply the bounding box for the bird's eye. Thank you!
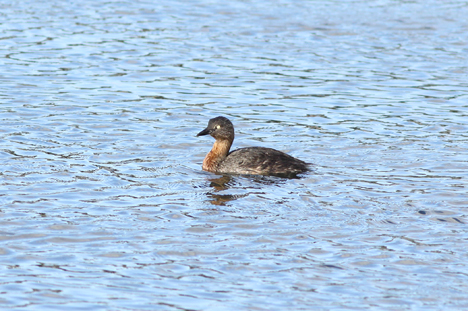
[216,125,221,129]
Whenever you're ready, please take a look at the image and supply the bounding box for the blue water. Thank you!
[1,0,468,310]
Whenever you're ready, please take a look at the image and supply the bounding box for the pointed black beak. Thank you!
[197,127,211,137]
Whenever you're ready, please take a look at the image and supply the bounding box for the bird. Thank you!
[197,116,309,178]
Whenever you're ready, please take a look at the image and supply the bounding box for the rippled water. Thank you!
[1,0,468,310]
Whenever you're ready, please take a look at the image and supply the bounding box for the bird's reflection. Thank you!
[208,175,233,191]
[206,175,243,205]
[205,174,288,206]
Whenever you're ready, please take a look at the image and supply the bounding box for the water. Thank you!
[1,0,468,310]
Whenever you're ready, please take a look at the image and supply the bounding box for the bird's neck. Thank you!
[202,139,233,172]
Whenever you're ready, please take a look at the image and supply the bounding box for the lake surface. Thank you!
[1,0,467,310]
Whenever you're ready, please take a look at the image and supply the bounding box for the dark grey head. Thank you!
[197,116,235,141]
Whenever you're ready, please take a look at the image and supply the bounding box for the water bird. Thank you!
[197,116,309,177]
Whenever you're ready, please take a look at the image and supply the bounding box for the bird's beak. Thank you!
[197,127,211,137]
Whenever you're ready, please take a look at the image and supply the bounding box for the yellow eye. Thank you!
[216,125,221,129]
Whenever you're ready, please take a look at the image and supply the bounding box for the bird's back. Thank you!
[217,147,309,177]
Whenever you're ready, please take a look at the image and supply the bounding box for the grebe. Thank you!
[197,116,309,177]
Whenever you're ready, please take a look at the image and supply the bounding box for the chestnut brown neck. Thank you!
[202,139,233,172]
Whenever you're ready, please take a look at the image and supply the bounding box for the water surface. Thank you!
[1,0,468,310]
